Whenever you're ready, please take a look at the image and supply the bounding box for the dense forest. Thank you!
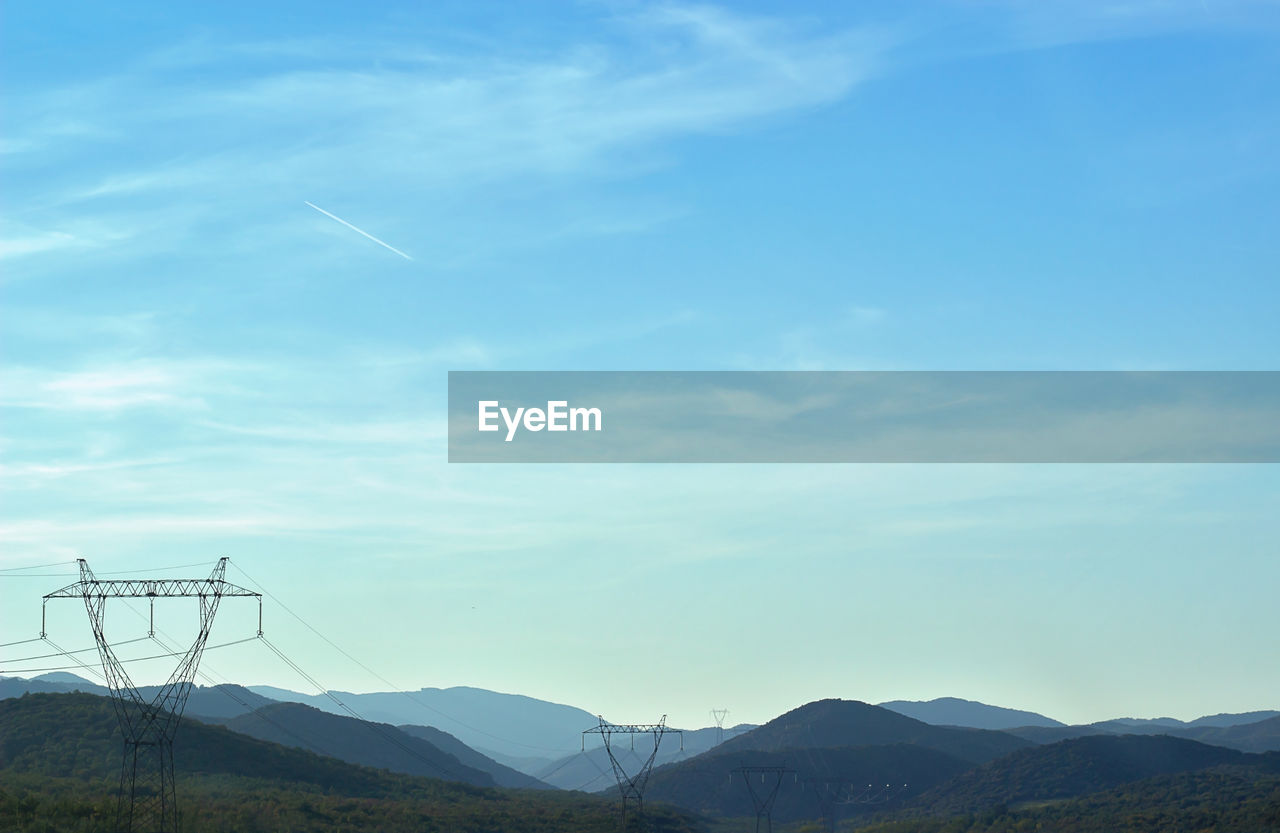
[4,693,1279,832]
[841,768,1280,833]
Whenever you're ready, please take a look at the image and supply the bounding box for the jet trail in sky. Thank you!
[304,201,412,260]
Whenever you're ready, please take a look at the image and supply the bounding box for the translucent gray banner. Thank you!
[447,371,1280,463]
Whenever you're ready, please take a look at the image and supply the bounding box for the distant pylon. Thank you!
[42,558,261,833]
[803,778,857,833]
[710,707,729,746]
[732,765,795,833]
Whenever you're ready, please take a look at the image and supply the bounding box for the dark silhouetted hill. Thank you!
[1005,714,1280,753]
[716,699,1030,764]
[0,691,476,791]
[645,743,971,823]
[218,701,495,786]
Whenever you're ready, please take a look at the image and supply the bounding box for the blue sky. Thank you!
[2,1,1278,730]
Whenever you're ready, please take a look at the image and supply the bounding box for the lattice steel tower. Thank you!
[710,708,729,746]
[732,766,795,833]
[43,558,261,833]
[583,716,682,831]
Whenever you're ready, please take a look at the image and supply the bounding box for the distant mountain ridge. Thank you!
[396,723,552,789]
[879,697,1064,729]
[0,673,276,720]
[246,683,599,762]
[876,694,1280,753]
[5,674,1277,761]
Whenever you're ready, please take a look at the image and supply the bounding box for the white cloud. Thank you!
[0,231,80,260]
[848,305,887,326]
[198,418,447,445]
[0,359,251,413]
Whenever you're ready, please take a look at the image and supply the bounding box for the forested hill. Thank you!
[644,743,971,823]
[716,698,1030,764]
[912,733,1278,815]
[860,767,1280,833]
[0,693,704,833]
[0,692,489,790]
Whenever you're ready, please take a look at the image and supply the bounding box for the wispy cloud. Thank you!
[0,230,80,260]
[939,0,1280,52]
[0,457,180,482]
[0,359,251,412]
[3,6,886,264]
[198,418,447,445]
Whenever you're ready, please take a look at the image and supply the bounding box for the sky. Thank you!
[2,1,1278,733]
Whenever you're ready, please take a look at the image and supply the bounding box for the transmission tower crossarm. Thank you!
[43,558,260,600]
[583,716,678,735]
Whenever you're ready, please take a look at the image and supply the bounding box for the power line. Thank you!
[0,560,77,572]
[568,748,614,793]
[26,571,509,792]
[229,561,569,754]
[141,626,332,760]
[0,573,79,578]
[38,637,109,684]
[1,636,150,664]
[0,637,260,674]
[27,606,329,763]
[111,599,330,759]
[0,637,45,649]
[1,560,217,578]
[536,749,588,786]
[258,635,471,782]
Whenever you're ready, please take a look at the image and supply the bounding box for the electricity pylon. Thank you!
[804,778,857,833]
[710,708,729,746]
[838,782,909,805]
[43,558,261,833]
[583,716,682,831]
[732,766,794,833]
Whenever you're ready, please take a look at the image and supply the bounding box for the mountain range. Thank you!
[3,677,1279,832]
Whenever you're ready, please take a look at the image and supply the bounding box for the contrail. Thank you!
[304,201,412,260]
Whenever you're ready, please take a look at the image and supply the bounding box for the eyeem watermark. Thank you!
[478,400,603,442]
[451,371,1280,462]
